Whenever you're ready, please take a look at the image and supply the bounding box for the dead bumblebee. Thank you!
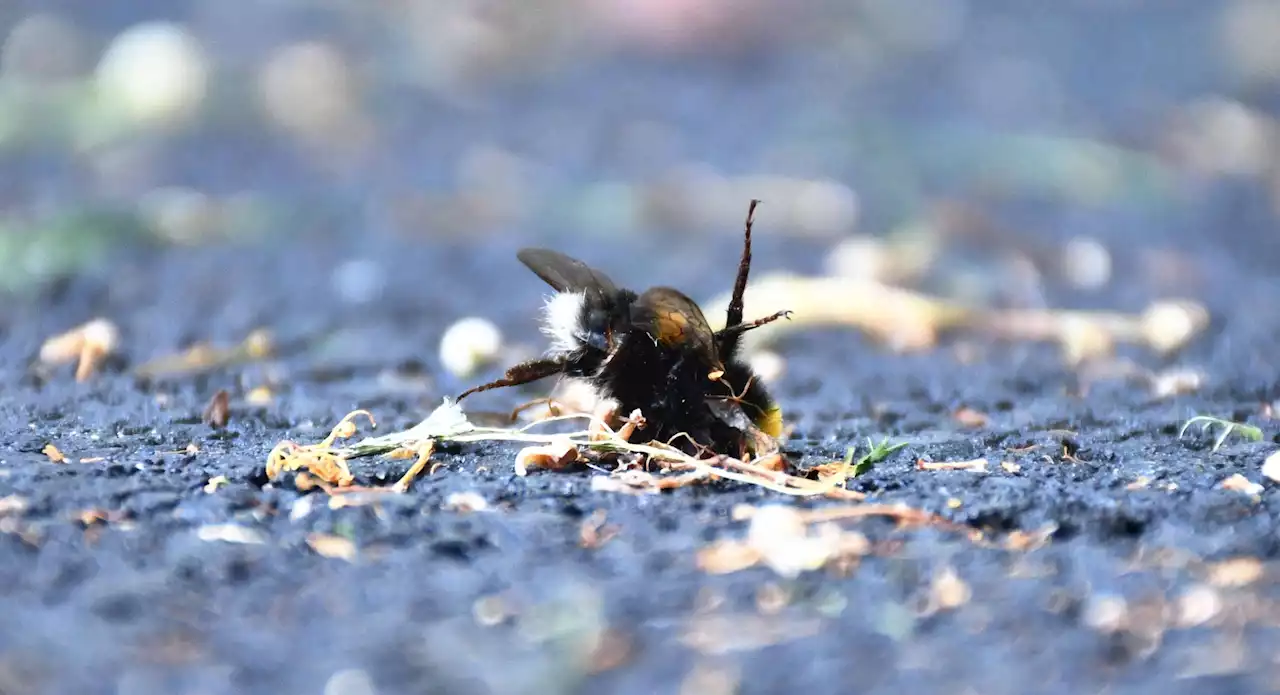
[456,200,791,457]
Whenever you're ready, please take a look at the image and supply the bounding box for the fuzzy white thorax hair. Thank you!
[541,291,586,356]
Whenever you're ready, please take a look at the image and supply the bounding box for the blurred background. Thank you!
[1,0,1277,361]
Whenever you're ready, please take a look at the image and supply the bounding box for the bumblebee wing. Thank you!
[517,248,620,295]
[632,287,720,367]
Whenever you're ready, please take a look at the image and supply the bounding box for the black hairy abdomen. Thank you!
[598,332,720,451]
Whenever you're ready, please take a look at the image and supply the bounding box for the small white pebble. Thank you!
[439,317,503,378]
[1140,301,1209,354]
[1061,236,1112,290]
[324,668,377,695]
[1176,584,1222,628]
[1262,450,1280,483]
[196,524,265,545]
[443,491,489,513]
[1081,594,1128,633]
[95,21,209,127]
[289,494,316,522]
[1149,367,1204,399]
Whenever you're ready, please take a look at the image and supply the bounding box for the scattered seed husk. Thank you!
[953,407,988,428]
[703,274,1208,360]
[1220,474,1263,497]
[681,613,822,656]
[265,410,371,488]
[928,566,972,611]
[1003,524,1057,552]
[1262,450,1280,483]
[196,524,266,545]
[442,491,489,513]
[41,444,67,463]
[917,457,988,473]
[202,389,230,429]
[246,386,274,405]
[0,496,29,517]
[39,317,120,382]
[133,328,273,380]
[1205,557,1265,587]
[1149,367,1204,398]
[579,510,619,549]
[1174,585,1222,628]
[203,476,229,493]
[391,442,435,493]
[306,533,356,562]
[515,438,580,476]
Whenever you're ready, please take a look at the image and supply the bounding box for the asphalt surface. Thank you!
[0,214,1279,695]
[3,4,1280,690]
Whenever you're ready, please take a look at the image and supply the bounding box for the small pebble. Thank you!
[1061,236,1112,290]
[324,668,377,695]
[95,21,209,127]
[1262,450,1280,483]
[439,316,503,378]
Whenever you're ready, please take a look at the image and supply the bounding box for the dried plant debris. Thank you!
[1179,415,1264,452]
[264,399,891,501]
[703,272,1208,361]
[41,444,67,463]
[264,410,370,489]
[579,510,619,549]
[698,503,978,578]
[1220,474,1263,498]
[37,317,119,381]
[1262,450,1280,483]
[306,533,357,562]
[917,457,988,473]
[202,389,230,429]
[133,328,274,380]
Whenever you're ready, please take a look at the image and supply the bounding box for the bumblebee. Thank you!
[456,200,790,457]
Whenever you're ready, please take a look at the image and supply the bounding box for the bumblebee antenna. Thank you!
[724,199,758,330]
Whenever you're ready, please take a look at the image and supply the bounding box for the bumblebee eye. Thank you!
[585,332,609,351]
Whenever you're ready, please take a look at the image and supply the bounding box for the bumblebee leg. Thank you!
[456,357,568,401]
[716,310,792,342]
[588,402,623,441]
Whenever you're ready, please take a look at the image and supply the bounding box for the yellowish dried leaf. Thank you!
[696,541,762,575]
[1206,557,1264,587]
[953,407,988,428]
[930,566,971,610]
[917,457,987,472]
[0,495,29,517]
[443,491,489,513]
[514,437,579,475]
[246,386,273,405]
[41,444,67,463]
[1220,474,1263,496]
[306,533,356,562]
[197,523,266,545]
